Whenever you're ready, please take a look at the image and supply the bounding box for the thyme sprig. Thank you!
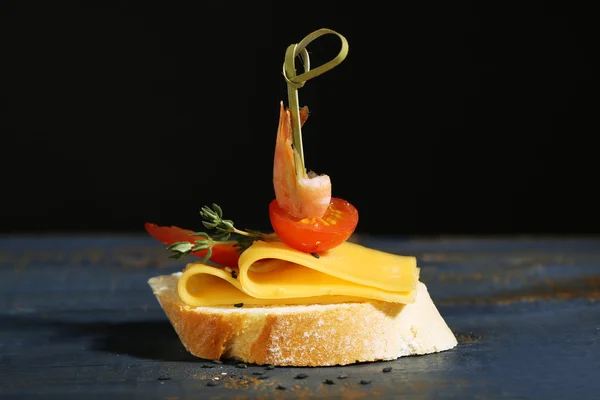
[166,203,268,263]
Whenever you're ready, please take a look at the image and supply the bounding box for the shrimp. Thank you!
[273,101,332,219]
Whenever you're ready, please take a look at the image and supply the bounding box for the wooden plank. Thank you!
[1,235,600,399]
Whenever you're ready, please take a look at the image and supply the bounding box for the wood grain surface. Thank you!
[1,235,599,399]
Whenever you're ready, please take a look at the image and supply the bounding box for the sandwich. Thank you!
[145,28,457,367]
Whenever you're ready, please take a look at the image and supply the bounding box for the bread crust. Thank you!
[149,274,457,366]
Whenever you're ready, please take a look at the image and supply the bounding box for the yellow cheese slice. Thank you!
[178,240,418,307]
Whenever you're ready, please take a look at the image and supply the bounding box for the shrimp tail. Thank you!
[273,102,332,219]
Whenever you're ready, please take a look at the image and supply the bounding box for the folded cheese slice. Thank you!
[178,239,419,307]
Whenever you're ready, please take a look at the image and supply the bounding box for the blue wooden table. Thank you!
[1,235,599,399]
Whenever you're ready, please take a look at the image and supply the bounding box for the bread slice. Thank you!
[148,274,458,366]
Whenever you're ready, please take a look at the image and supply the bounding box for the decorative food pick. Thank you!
[282,28,349,178]
[145,28,457,367]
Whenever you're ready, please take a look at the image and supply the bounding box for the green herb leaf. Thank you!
[217,233,231,241]
[167,242,194,253]
[221,220,235,230]
[213,203,223,219]
[192,242,211,251]
[191,232,211,239]
[202,221,218,229]
[201,247,213,264]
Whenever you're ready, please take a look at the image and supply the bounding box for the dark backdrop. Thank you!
[0,1,597,236]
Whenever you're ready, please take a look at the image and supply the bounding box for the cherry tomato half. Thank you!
[269,197,359,253]
[144,222,240,268]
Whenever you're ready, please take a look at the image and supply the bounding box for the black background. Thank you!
[0,1,597,236]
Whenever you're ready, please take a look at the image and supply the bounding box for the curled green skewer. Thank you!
[282,28,349,178]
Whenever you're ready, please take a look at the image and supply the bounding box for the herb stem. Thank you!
[231,228,255,237]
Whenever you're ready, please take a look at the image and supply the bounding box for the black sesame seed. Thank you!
[231,271,238,279]
[382,366,392,373]
[236,363,248,368]
[206,381,218,387]
[323,379,335,385]
[277,384,286,390]
[201,364,214,368]
[265,365,275,370]
[252,371,264,375]
[257,375,269,380]
[311,252,320,259]
[157,376,171,381]
[233,303,244,308]
[337,374,348,379]
[295,373,308,379]
[360,380,372,385]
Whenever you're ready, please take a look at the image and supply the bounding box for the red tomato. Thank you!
[269,197,359,253]
[144,222,240,268]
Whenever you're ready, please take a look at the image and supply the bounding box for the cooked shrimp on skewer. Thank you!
[273,102,332,219]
